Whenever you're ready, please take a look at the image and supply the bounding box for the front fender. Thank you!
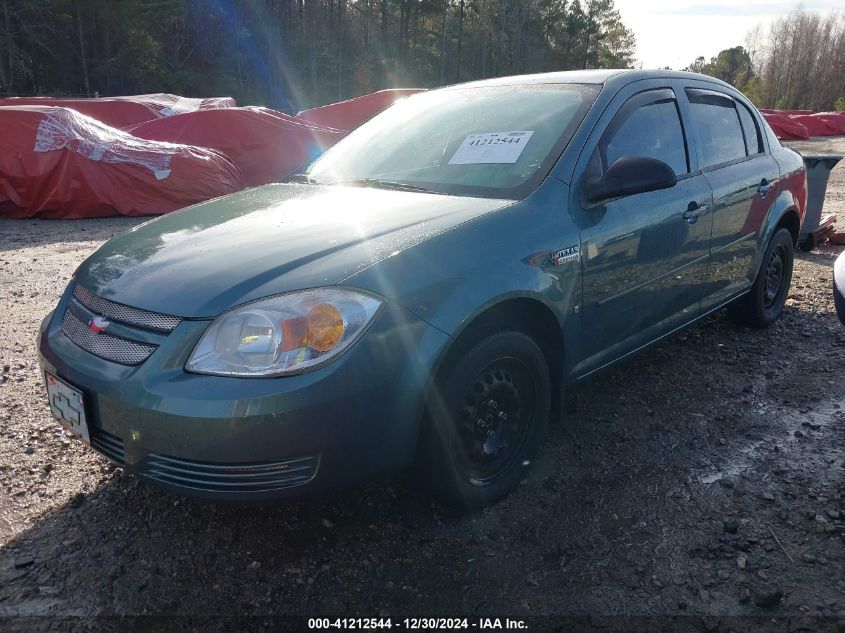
[411,269,572,341]
[343,180,581,364]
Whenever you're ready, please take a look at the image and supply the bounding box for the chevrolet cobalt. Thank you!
[39,70,807,509]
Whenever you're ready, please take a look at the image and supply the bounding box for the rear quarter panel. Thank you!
[771,141,807,224]
[756,133,807,266]
[766,120,807,225]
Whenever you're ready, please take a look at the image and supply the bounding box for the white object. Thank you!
[34,110,174,179]
[448,131,534,165]
[45,372,90,444]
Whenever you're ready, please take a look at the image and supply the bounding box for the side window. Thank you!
[599,95,689,176]
[737,102,762,155]
[686,89,747,167]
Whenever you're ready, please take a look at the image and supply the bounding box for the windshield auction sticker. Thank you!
[448,131,534,165]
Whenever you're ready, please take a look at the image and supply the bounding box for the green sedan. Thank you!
[38,69,807,510]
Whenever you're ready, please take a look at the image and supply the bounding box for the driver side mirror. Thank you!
[585,156,677,203]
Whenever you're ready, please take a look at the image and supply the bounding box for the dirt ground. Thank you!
[1,137,844,629]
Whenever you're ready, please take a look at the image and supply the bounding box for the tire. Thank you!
[417,331,551,511]
[728,227,794,328]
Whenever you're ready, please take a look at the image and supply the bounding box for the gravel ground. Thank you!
[1,138,844,629]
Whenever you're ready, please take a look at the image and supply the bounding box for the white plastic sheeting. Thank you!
[34,109,175,180]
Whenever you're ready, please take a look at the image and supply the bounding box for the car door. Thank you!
[683,87,781,309]
[570,87,713,374]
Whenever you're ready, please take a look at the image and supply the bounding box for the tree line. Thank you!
[0,0,635,111]
[685,6,845,112]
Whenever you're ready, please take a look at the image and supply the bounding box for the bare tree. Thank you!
[755,6,845,110]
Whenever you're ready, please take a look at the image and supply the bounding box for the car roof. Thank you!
[443,68,736,93]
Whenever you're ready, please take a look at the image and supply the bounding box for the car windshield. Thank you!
[305,83,600,199]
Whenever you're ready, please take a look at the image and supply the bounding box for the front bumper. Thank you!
[835,251,845,325]
[38,284,451,502]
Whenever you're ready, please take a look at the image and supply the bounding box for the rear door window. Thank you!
[686,88,747,168]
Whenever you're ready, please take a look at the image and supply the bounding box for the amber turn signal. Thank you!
[306,303,345,352]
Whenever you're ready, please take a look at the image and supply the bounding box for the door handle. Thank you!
[757,179,776,198]
[682,202,710,223]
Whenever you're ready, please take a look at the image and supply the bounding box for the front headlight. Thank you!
[186,288,383,377]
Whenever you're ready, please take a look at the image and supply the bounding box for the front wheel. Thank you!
[728,227,794,328]
[418,331,551,511]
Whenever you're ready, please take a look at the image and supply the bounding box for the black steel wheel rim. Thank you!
[455,357,536,485]
[764,243,787,308]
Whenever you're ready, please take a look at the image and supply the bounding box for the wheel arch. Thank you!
[774,207,801,246]
[751,200,801,277]
[423,295,566,431]
[444,294,562,363]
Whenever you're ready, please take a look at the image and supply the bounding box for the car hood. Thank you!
[74,183,512,318]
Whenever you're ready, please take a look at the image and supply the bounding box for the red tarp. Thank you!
[0,93,235,128]
[788,114,840,136]
[297,88,424,131]
[130,107,345,187]
[0,89,421,219]
[0,106,245,219]
[762,112,810,140]
[809,113,845,135]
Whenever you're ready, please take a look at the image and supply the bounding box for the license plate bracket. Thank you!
[45,371,90,444]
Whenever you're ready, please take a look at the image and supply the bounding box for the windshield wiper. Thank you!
[285,173,321,184]
[332,178,437,194]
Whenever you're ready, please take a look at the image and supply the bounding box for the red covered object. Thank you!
[0,93,235,128]
[810,113,845,135]
[788,114,839,136]
[130,107,344,187]
[762,113,810,140]
[297,88,424,131]
[0,106,245,219]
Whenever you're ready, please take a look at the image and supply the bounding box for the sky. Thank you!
[613,0,843,70]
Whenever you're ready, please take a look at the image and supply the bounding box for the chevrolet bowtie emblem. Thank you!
[87,316,110,334]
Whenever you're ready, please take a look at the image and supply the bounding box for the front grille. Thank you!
[61,308,156,365]
[90,428,125,465]
[142,453,319,493]
[73,284,181,333]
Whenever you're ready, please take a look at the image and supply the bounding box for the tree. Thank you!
[685,56,706,73]
[753,6,845,110]
[0,0,638,109]
[684,5,845,111]
[684,46,753,87]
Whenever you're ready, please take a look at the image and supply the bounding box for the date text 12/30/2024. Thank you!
[308,618,528,630]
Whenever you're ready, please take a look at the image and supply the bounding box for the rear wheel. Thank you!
[418,331,551,511]
[728,227,794,328]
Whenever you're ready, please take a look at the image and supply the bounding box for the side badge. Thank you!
[550,245,580,266]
